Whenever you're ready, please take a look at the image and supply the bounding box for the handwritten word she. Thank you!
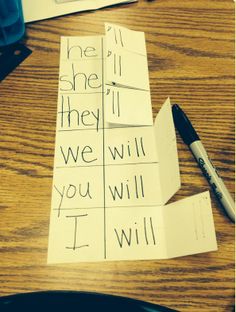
[60,63,101,92]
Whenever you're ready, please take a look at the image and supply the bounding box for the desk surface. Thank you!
[0,0,234,311]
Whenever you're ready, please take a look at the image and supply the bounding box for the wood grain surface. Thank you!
[0,0,235,311]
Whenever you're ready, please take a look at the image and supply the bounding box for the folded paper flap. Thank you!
[104,23,152,126]
[105,86,153,126]
[163,191,218,258]
[105,23,147,56]
[106,47,150,90]
[154,98,181,204]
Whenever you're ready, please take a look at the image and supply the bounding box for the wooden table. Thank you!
[0,0,234,311]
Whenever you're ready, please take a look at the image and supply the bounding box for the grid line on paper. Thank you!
[60,91,104,95]
[56,161,159,169]
[53,203,160,211]
[101,37,107,259]
[58,125,153,132]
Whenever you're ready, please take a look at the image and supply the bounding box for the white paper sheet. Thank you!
[22,0,137,23]
[48,24,217,264]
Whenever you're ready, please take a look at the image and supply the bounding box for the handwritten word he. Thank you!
[66,38,98,60]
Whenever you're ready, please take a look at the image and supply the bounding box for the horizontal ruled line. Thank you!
[56,161,159,169]
[58,127,101,132]
[53,203,161,211]
[58,125,153,132]
[61,57,103,62]
[59,91,103,95]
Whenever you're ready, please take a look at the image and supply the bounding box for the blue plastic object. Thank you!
[0,0,25,46]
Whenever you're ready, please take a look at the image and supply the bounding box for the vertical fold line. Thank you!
[101,37,106,259]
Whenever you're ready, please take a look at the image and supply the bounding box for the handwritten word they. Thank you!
[58,96,100,130]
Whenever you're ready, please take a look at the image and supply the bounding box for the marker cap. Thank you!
[172,104,200,145]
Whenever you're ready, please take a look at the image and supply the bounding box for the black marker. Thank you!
[172,104,235,222]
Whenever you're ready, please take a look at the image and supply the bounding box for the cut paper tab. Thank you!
[106,49,149,90]
[105,85,153,126]
[163,191,218,259]
[48,24,217,264]
[105,23,147,55]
